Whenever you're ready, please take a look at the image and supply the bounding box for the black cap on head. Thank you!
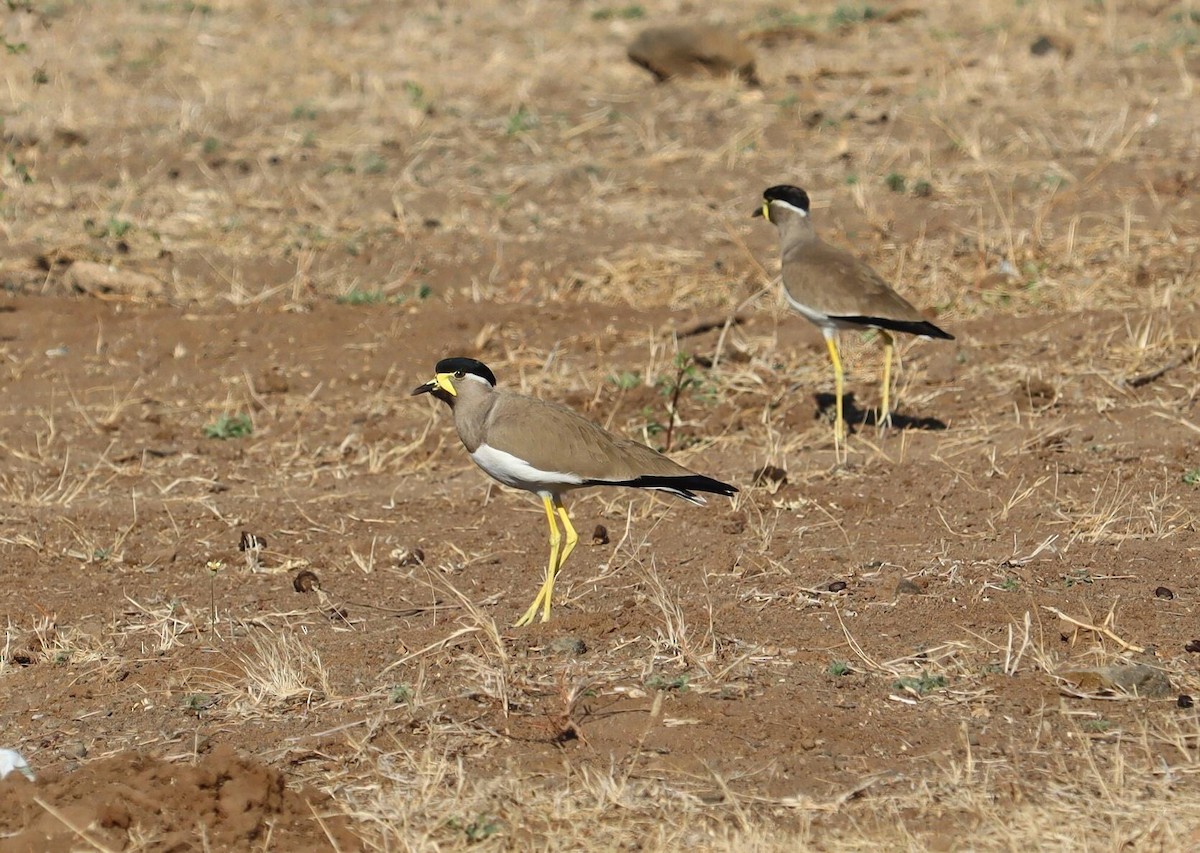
[762,185,810,213]
[434,357,497,387]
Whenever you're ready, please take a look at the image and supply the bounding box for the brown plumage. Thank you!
[479,393,709,485]
[412,357,736,625]
[754,184,953,452]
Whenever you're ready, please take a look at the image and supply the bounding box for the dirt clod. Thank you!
[292,570,320,593]
[64,260,165,300]
[254,366,290,395]
[1058,664,1173,699]
[628,25,758,85]
[0,745,356,851]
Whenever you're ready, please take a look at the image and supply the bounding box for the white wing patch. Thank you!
[470,443,584,494]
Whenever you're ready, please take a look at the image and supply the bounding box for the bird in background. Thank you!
[754,184,953,456]
[413,357,737,626]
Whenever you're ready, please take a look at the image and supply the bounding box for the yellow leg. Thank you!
[824,333,846,456]
[515,495,561,627]
[539,499,579,623]
[879,332,894,429]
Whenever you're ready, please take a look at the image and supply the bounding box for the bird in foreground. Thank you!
[413,357,737,626]
[754,185,953,455]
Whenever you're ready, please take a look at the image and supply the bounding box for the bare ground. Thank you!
[1,1,1199,850]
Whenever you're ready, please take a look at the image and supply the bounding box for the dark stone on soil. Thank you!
[1030,34,1074,57]
[293,570,320,593]
[751,465,787,486]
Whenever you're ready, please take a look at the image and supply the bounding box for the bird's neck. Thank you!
[452,392,496,453]
[777,214,816,249]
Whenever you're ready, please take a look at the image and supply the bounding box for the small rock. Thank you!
[591,525,609,546]
[53,127,88,147]
[751,465,787,487]
[895,578,926,596]
[1154,586,1174,600]
[828,580,848,593]
[293,570,321,593]
[1179,694,1194,709]
[628,25,759,85]
[1030,34,1075,58]
[549,637,587,656]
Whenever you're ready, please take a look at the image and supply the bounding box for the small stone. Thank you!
[293,570,320,593]
[591,525,609,546]
[1154,586,1174,600]
[549,637,587,656]
[1030,34,1075,58]
[751,465,787,487]
[828,580,848,593]
[1179,694,1194,709]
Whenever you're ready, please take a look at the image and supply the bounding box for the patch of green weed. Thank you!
[203,413,253,440]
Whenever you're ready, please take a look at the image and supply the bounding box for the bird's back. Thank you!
[484,391,697,482]
[783,238,928,323]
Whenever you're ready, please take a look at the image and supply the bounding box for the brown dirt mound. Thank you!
[0,744,358,852]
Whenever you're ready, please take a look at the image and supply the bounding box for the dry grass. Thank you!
[2,0,1200,850]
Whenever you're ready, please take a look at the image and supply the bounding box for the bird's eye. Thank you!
[454,371,465,379]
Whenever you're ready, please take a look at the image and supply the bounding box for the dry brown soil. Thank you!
[1,1,1199,850]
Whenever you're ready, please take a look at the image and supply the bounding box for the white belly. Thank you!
[784,291,868,333]
[470,443,583,495]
